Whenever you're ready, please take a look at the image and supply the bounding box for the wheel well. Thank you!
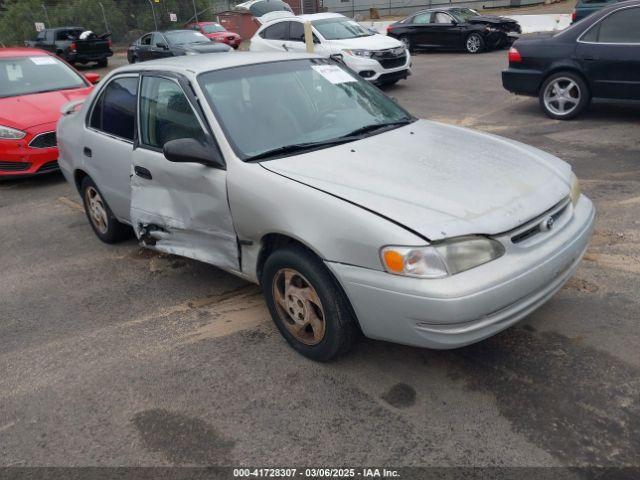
[255,233,364,334]
[542,68,590,97]
[256,234,314,284]
[73,169,88,193]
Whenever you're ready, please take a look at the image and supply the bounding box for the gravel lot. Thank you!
[1,49,639,468]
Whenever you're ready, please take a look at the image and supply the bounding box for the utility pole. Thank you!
[41,3,50,25]
[147,0,159,30]
[193,0,199,22]
[99,2,110,32]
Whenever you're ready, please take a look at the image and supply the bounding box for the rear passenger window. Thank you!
[261,22,288,40]
[90,77,138,141]
[596,7,640,43]
[139,76,207,149]
[412,13,430,24]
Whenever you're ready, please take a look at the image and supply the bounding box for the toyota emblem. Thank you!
[540,216,555,231]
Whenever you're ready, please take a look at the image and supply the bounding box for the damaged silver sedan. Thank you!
[58,53,595,361]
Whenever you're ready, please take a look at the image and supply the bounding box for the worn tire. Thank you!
[80,177,132,244]
[97,58,108,68]
[262,245,359,362]
[538,71,590,120]
[465,33,485,54]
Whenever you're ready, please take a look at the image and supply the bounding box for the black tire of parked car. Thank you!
[399,35,412,52]
[97,58,108,68]
[465,33,485,54]
[80,176,132,244]
[538,71,590,120]
[262,244,359,362]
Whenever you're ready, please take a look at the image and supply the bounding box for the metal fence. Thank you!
[0,0,543,47]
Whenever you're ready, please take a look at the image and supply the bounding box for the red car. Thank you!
[187,22,242,49]
[0,48,98,178]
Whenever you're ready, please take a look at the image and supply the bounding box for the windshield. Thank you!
[165,30,210,45]
[198,59,413,160]
[0,56,86,99]
[312,18,373,40]
[449,8,480,22]
[201,23,226,33]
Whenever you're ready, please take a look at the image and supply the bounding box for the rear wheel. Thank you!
[539,71,589,120]
[465,33,485,53]
[399,35,412,52]
[262,245,358,361]
[97,58,108,68]
[81,177,132,244]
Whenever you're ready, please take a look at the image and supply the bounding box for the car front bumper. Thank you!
[342,50,412,83]
[502,67,544,96]
[326,195,595,350]
[0,125,59,178]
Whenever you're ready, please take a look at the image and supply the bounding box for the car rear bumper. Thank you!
[326,195,595,350]
[502,68,544,96]
[68,50,113,63]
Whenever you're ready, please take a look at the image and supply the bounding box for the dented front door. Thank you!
[129,73,239,271]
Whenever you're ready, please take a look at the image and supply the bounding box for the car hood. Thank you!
[0,87,92,130]
[469,15,518,25]
[323,33,403,50]
[260,120,571,241]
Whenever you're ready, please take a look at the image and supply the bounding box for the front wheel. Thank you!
[262,245,358,362]
[81,177,132,244]
[539,72,590,120]
[465,33,485,54]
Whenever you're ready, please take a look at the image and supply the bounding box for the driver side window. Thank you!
[139,76,207,149]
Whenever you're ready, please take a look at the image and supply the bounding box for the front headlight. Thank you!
[0,125,27,140]
[381,236,505,278]
[184,51,198,56]
[343,49,372,58]
[570,172,581,207]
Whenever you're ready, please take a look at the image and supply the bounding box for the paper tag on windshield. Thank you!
[31,56,57,65]
[312,65,356,85]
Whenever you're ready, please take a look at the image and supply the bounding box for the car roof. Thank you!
[0,47,51,58]
[160,29,196,34]
[114,51,320,75]
[297,12,345,21]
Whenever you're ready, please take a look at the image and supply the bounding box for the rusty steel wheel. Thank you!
[85,186,109,235]
[272,268,326,345]
[80,176,132,244]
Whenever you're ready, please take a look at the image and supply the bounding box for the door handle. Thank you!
[83,147,92,157]
[134,166,152,180]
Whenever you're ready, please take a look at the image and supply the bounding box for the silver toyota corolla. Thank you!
[57,52,595,361]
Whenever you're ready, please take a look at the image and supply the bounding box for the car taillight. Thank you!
[108,39,112,48]
[571,10,577,21]
[508,47,522,63]
[386,25,392,33]
[70,42,77,52]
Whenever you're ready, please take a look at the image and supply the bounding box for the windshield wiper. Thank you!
[341,119,414,138]
[244,136,361,162]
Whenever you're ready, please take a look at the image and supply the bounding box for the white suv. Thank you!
[250,12,411,85]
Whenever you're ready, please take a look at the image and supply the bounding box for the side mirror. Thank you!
[329,53,344,64]
[163,138,225,169]
[85,72,100,84]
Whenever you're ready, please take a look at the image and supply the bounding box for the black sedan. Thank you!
[387,7,521,54]
[502,0,640,119]
[127,30,231,63]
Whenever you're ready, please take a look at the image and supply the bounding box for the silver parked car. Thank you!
[57,52,595,361]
